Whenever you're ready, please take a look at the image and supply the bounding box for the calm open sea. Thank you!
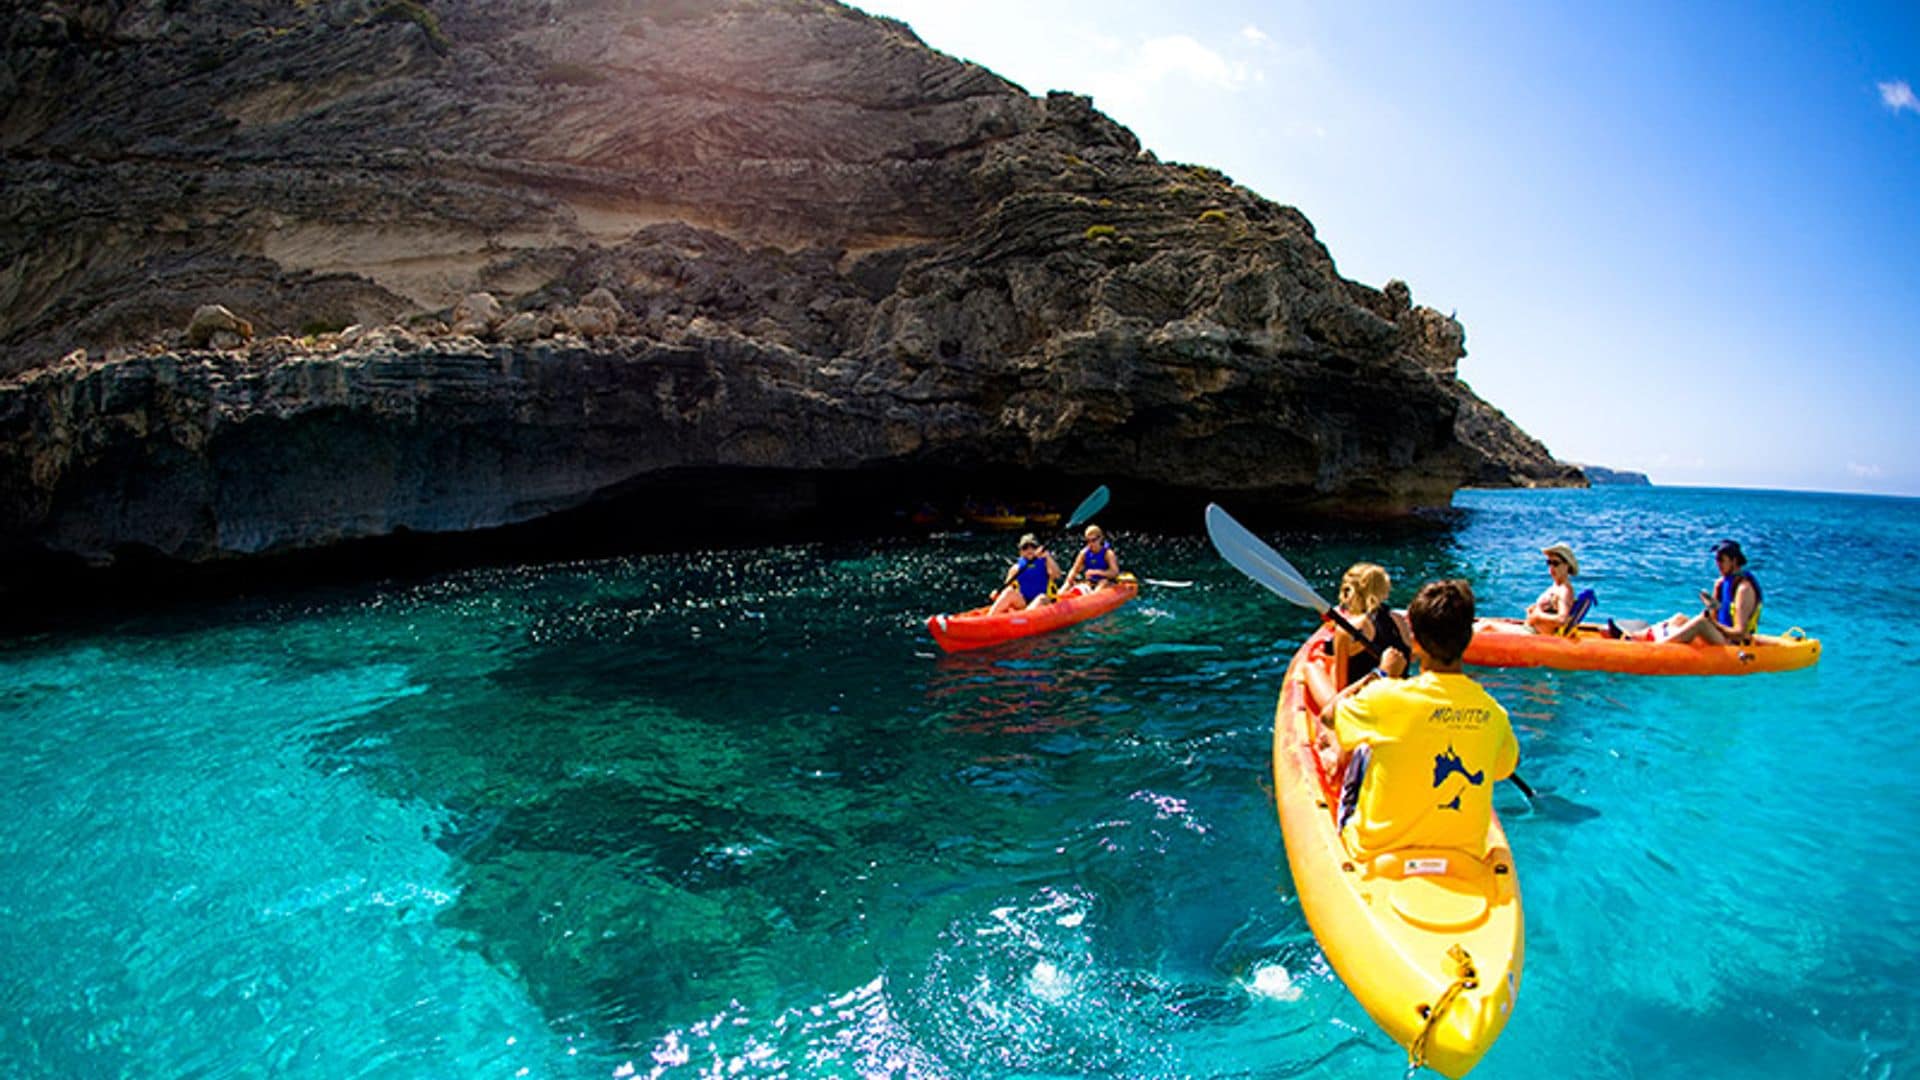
[0,486,1910,1078]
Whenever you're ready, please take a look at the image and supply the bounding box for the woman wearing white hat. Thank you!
[1526,542,1580,634]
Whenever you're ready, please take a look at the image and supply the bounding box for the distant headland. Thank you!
[1578,465,1653,486]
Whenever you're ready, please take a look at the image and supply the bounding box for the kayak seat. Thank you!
[1366,849,1496,931]
[1390,874,1491,931]
[1558,589,1597,636]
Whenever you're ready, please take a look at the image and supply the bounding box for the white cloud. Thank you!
[1847,462,1885,478]
[1879,80,1919,115]
[1241,24,1271,46]
[1081,34,1256,108]
[1138,35,1251,89]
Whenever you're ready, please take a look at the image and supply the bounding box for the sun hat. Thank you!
[1541,542,1580,576]
[1018,533,1040,548]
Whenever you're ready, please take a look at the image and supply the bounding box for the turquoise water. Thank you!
[0,487,1912,1077]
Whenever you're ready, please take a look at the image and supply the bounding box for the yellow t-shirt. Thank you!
[1332,671,1518,857]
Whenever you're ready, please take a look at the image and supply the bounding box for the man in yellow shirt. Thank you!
[1322,579,1519,857]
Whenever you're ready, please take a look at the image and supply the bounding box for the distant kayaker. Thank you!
[1316,579,1520,857]
[1062,525,1121,592]
[1640,539,1762,645]
[1326,562,1413,691]
[1525,543,1580,634]
[987,533,1061,615]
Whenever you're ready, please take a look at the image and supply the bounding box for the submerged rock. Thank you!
[0,0,1580,581]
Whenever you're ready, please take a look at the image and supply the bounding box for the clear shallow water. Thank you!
[0,487,1913,1078]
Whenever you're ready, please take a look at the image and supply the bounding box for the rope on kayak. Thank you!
[1408,945,1478,1072]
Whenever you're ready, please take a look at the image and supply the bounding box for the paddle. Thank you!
[1203,504,1542,806]
[1065,484,1110,530]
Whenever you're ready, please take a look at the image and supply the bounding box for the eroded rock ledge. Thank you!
[0,0,1580,586]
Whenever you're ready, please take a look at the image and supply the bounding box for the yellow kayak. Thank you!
[1275,627,1523,1077]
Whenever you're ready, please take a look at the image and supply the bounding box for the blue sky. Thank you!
[849,1,1920,495]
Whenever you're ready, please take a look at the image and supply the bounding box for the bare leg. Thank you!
[1663,613,1730,645]
[988,585,1022,616]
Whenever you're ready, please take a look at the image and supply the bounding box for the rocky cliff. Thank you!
[0,0,1580,582]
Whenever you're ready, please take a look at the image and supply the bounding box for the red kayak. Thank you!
[926,575,1138,652]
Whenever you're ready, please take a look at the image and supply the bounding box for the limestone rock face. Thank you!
[0,0,1580,576]
[184,304,254,349]
[449,292,504,337]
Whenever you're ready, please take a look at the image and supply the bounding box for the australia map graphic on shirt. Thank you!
[1432,744,1485,811]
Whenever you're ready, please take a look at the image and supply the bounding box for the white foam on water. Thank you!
[1027,959,1074,1004]
[1247,963,1304,1002]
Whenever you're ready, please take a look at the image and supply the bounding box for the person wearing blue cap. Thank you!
[1642,539,1764,645]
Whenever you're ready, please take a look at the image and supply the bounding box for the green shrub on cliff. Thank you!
[1197,209,1229,224]
[1084,224,1118,242]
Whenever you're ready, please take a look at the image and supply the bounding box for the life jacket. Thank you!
[1714,571,1762,634]
[1013,554,1051,600]
[1082,544,1112,573]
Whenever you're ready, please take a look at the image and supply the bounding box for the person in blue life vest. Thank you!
[1643,539,1763,645]
[1315,579,1519,857]
[1061,524,1121,593]
[987,533,1062,615]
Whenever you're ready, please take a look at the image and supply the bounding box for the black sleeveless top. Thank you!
[1327,608,1410,686]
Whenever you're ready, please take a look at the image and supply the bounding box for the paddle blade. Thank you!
[1203,504,1331,614]
[1066,485,1111,529]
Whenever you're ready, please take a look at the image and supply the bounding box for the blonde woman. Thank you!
[1328,563,1412,691]
[1062,524,1121,593]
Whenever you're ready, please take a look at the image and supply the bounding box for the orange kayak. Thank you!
[1463,618,1821,676]
[927,576,1137,652]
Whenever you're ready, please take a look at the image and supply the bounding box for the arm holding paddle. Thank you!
[1061,547,1087,591]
